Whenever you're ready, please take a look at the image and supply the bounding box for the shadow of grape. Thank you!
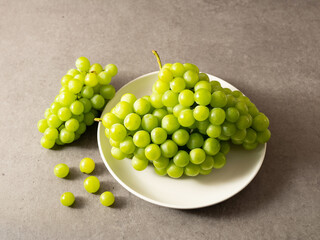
[71,196,86,209]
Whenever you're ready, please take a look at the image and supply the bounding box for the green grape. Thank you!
[72,113,84,122]
[184,163,200,177]
[65,118,79,132]
[236,115,251,130]
[183,63,199,74]
[55,136,64,146]
[199,168,212,175]
[89,63,103,74]
[225,94,237,108]
[68,79,83,94]
[178,109,195,127]
[70,101,84,115]
[196,120,210,135]
[256,129,271,143]
[166,162,184,178]
[47,114,62,128]
[153,156,169,169]
[223,88,232,95]
[173,150,190,167]
[198,73,210,82]
[120,136,135,154]
[162,90,178,107]
[121,93,137,106]
[50,102,62,114]
[221,122,237,137]
[141,114,158,132]
[155,167,167,176]
[200,155,214,170]
[220,141,230,154]
[79,98,92,113]
[244,128,257,144]
[59,91,76,106]
[124,113,141,131]
[231,129,247,141]
[248,105,260,117]
[160,140,178,158]
[203,138,220,155]
[178,89,194,107]
[57,107,72,121]
[91,94,105,110]
[154,80,170,94]
[67,69,80,77]
[100,85,115,99]
[187,133,204,149]
[84,73,98,87]
[41,136,55,149]
[44,108,52,119]
[133,98,151,115]
[166,106,173,113]
[61,75,73,86]
[172,129,189,146]
[44,127,59,140]
[171,62,185,77]
[111,147,126,160]
[110,123,127,142]
[151,127,167,145]
[162,63,172,69]
[113,101,133,120]
[81,86,94,99]
[54,163,69,178]
[173,104,188,118]
[212,152,226,168]
[209,108,225,125]
[206,124,221,138]
[243,142,258,150]
[133,130,150,148]
[150,92,164,108]
[226,107,240,123]
[109,138,120,147]
[211,91,227,108]
[76,57,90,72]
[170,77,186,93]
[184,70,199,88]
[194,89,211,106]
[37,119,49,133]
[100,191,115,207]
[84,176,100,193]
[74,73,85,84]
[131,156,149,171]
[218,133,230,141]
[235,101,248,115]
[190,148,206,164]
[97,71,112,85]
[134,148,147,160]
[60,192,75,207]
[145,144,161,161]
[152,108,167,122]
[59,128,75,143]
[105,64,118,77]
[102,112,120,129]
[193,106,209,121]
[232,90,243,98]
[158,68,173,82]
[76,122,86,135]
[194,80,211,92]
[252,114,270,132]
[161,114,180,134]
[74,133,81,141]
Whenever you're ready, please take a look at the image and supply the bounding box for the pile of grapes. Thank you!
[102,52,270,178]
[37,57,117,149]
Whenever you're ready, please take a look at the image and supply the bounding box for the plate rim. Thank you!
[97,71,266,209]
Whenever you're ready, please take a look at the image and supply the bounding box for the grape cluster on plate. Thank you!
[102,55,271,178]
[37,57,117,149]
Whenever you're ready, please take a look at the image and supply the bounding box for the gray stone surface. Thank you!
[0,0,319,239]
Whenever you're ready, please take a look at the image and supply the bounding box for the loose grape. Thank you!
[160,140,178,158]
[124,113,141,131]
[166,162,184,178]
[60,192,75,207]
[200,155,214,170]
[173,150,190,167]
[141,114,159,132]
[184,70,199,88]
[209,108,225,125]
[37,119,49,133]
[178,109,195,127]
[59,128,75,143]
[206,124,221,138]
[91,94,105,110]
[41,136,55,149]
[47,114,62,128]
[190,148,206,164]
[256,129,271,143]
[145,144,161,161]
[193,106,209,121]
[100,191,115,206]
[252,114,270,132]
[100,85,115,100]
[133,98,151,115]
[131,156,149,171]
[158,68,173,82]
[110,123,127,142]
[54,163,69,178]
[105,64,118,77]
[211,91,227,108]
[172,129,189,146]
[213,152,226,169]
[170,77,186,93]
[44,127,59,140]
[194,89,211,106]
[76,57,90,72]
[84,176,100,193]
[184,163,200,177]
[111,147,126,160]
[151,127,167,145]
[178,89,194,107]
[120,136,136,154]
[186,133,204,150]
[161,114,180,134]
[203,138,220,156]
[162,90,178,107]
[133,130,150,148]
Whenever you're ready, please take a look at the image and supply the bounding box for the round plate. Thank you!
[97,71,266,209]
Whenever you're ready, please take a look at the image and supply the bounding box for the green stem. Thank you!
[94,118,102,122]
[152,50,162,70]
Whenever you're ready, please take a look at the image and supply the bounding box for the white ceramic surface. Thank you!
[97,72,266,209]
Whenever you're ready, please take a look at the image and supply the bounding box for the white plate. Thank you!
[97,71,266,209]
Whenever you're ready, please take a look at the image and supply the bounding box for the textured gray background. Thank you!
[0,0,319,239]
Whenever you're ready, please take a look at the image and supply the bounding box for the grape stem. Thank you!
[94,118,102,122]
[152,50,162,70]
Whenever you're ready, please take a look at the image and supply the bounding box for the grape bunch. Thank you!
[37,57,117,149]
[101,51,271,178]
